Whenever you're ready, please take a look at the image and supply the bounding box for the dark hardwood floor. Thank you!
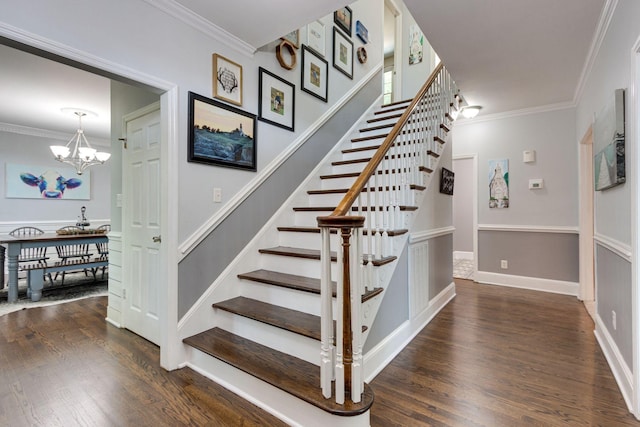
[0,279,638,426]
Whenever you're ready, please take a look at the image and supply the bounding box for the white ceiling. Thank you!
[0,0,608,142]
[404,0,606,116]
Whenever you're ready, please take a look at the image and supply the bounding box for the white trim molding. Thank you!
[409,226,455,244]
[475,271,579,296]
[142,0,256,57]
[453,251,474,260]
[177,64,384,260]
[478,224,579,234]
[595,313,633,412]
[595,233,633,262]
[0,122,110,146]
[454,101,575,126]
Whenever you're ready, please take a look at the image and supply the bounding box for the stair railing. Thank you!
[317,63,458,404]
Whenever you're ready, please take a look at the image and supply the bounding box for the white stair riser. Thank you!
[308,190,401,206]
[341,149,378,161]
[278,231,337,250]
[349,138,386,150]
[294,210,410,230]
[330,162,366,175]
[239,279,327,316]
[215,310,321,365]
[258,253,326,278]
[320,176,357,189]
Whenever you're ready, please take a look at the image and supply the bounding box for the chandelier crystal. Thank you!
[50,111,111,175]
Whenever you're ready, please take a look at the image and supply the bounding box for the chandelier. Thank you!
[49,110,111,175]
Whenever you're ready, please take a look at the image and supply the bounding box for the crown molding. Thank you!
[573,0,619,105]
[454,101,575,126]
[143,0,256,57]
[0,121,110,147]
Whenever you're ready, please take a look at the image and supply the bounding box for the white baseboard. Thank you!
[594,314,633,412]
[475,271,579,296]
[453,251,474,260]
[364,282,456,382]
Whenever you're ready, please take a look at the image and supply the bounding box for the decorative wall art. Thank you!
[594,88,625,191]
[258,67,295,132]
[281,29,300,49]
[307,20,326,56]
[439,167,455,195]
[409,24,424,65]
[6,163,91,199]
[488,159,509,208]
[276,40,297,70]
[355,20,369,44]
[333,27,354,79]
[301,45,328,102]
[213,54,243,106]
[334,6,352,36]
[188,91,257,171]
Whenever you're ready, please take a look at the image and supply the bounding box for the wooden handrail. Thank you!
[328,62,445,218]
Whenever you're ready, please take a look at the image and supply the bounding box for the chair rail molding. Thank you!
[478,224,579,234]
[594,233,632,262]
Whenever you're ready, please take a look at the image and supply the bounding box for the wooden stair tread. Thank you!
[381,99,412,108]
[367,112,403,123]
[359,122,395,133]
[293,205,418,212]
[238,269,384,302]
[183,327,374,416]
[374,105,407,114]
[258,246,396,266]
[308,184,425,194]
[214,296,322,340]
[277,226,409,237]
[351,133,388,143]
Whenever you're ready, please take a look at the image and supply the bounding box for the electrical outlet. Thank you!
[500,260,508,269]
[612,310,617,330]
[213,187,222,203]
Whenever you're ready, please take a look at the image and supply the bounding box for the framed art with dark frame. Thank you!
[334,6,352,36]
[439,167,455,195]
[188,91,257,171]
[333,27,353,79]
[212,54,243,106]
[258,67,295,131]
[301,45,328,102]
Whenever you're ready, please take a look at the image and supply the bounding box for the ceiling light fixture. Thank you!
[461,105,482,119]
[50,109,110,175]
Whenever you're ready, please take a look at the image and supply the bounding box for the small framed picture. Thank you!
[333,27,354,79]
[258,67,295,132]
[334,6,352,36]
[307,20,326,57]
[281,29,300,49]
[440,167,455,195]
[213,54,243,106]
[301,45,328,102]
[188,91,257,171]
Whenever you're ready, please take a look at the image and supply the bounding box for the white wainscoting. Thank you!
[595,313,633,412]
[106,231,123,328]
[475,271,579,296]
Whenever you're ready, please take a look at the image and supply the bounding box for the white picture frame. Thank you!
[307,20,326,57]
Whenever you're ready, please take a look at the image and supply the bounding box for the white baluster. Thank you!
[320,226,334,399]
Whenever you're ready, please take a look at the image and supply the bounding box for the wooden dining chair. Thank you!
[9,226,53,285]
[55,226,94,285]
[95,224,110,279]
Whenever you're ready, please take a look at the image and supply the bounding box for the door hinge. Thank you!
[119,137,127,149]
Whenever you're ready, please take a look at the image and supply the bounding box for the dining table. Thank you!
[0,231,108,303]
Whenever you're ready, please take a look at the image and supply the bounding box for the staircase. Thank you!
[183,64,458,426]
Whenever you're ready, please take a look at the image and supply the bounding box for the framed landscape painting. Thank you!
[188,91,257,171]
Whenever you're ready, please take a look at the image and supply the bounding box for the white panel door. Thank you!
[123,106,162,344]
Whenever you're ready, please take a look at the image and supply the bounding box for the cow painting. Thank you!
[20,170,83,199]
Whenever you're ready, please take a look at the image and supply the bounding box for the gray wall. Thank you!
[177,72,382,318]
[478,230,579,282]
[574,0,640,366]
[430,233,453,296]
[596,245,632,367]
[453,157,474,253]
[364,245,409,353]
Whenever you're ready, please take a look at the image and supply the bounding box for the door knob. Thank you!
[152,235,161,243]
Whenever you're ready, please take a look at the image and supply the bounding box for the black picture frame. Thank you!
[188,91,257,171]
[440,167,455,195]
[301,45,329,102]
[258,67,295,132]
[333,27,354,79]
[334,6,352,36]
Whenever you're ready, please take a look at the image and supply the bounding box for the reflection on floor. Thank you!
[453,257,474,279]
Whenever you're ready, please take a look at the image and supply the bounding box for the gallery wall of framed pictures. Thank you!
[196,4,380,173]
